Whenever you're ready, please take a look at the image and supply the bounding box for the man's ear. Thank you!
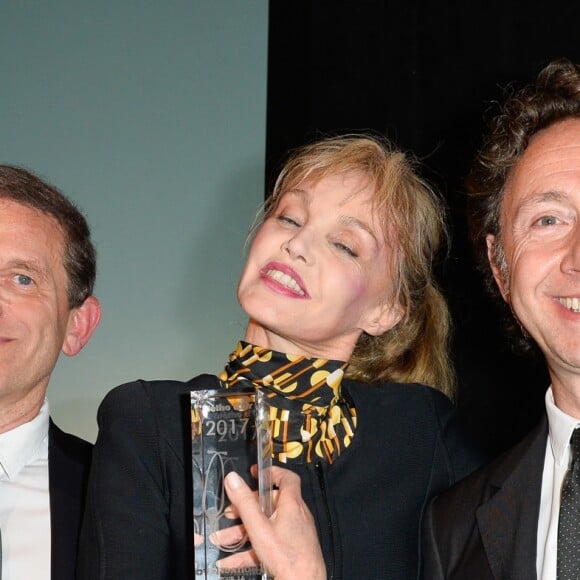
[486,234,510,302]
[62,296,102,357]
[362,301,405,337]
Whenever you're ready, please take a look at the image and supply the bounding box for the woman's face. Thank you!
[238,171,403,360]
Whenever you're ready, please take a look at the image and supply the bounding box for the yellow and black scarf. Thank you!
[219,342,357,464]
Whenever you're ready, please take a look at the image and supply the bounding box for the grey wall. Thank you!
[1,1,268,441]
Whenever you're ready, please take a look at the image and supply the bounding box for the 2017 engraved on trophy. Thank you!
[191,386,272,579]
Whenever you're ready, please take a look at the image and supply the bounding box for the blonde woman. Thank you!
[79,135,481,579]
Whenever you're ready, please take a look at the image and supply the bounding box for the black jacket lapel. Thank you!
[476,417,547,579]
[48,419,92,580]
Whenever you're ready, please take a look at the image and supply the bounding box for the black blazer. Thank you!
[49,419,93,580]
[422,416,547,580]
[78,375,482,580]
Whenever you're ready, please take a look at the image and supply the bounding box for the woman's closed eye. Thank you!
[333,242,358,258]
[277,215,302,227]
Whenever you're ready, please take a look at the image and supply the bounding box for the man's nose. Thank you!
[561,225,580,274]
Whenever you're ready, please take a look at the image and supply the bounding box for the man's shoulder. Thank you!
[48,419,92,464]
[47,419,92,503]
[431,415,548,515]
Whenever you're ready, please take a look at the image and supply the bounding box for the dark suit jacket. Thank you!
[78,375,483,580]
[422,415,548,580]
[48,419,92,580]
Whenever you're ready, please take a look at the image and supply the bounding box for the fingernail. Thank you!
[226,471,242,489]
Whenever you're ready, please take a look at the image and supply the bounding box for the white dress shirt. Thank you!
[0,399,51,580]
[536,388,580,580]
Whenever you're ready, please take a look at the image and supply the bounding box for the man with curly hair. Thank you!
[423,59,580,579]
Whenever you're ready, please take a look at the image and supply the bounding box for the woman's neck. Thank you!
[243,319,351,362]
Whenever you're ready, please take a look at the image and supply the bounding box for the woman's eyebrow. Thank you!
[340,215,379,245]
[284,188,311,206]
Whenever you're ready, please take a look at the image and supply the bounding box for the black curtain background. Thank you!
[265,0,580,458]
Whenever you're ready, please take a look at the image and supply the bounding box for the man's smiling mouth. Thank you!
[557,297,580,312]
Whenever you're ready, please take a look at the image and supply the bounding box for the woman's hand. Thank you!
[223,467,326,580]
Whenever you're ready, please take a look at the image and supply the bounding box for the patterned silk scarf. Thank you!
[219,342,357,465]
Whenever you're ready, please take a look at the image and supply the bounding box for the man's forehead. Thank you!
[0,198,63,230]
[0,199,67,259]
[503,118,580,205]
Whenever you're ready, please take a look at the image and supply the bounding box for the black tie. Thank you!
[557,427,580,579]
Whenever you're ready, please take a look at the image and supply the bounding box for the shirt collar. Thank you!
[0,399,50,480]
[546,387,580,467]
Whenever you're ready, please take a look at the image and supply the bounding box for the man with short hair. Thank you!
[422,59,580,579]
[0,166,101,579]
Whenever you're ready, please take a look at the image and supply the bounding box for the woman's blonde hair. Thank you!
[265,134,454,398]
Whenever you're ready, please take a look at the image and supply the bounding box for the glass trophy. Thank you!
[191,386,273,579]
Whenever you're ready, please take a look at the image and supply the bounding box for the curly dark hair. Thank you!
[0,165,96,307]
[467,59,580,349]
